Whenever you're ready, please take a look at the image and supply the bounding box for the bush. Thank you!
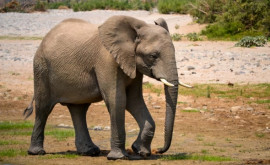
[34,0,47,11]
[235,36,267,48]
[171,33,182,41]
[189,0,225,23]
[186,33,202,41]
[199,0,270,40]
[157,0,195,14]
[71,0,156,12]
[1,0,21,12]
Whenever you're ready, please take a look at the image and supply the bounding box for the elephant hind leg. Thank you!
[28,98,55,155]
[67,103,100,156]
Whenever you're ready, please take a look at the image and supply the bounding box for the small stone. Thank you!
[104,126,110,131]
[246,107,254,111]
[187,66,195,71]
[234,116,240,119]
[153,105,161,109]
[93,126,102,131]
[230,106,242,113]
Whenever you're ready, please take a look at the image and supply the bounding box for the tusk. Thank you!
[160,78,174,87]
[179,81,193,88]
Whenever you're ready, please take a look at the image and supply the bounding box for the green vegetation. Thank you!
[0,149,27,157]
[199,0,270,40]
[0,121,75,141]
[39,153,78,159]
[157,0,194,14]
[72,0,155,12]
[235,36,267,47]
[143,82,162,96]
[0,121,33,130]
[254,100,270,104]
[181,109,200,113]
[255,132,265,138]
[161,153,232,161]
[171,33,182,41]
[179,84,270,99]
[186,33,202,41]
[45,129,75,141]
[0,140,24,145]
[0,36,43,40]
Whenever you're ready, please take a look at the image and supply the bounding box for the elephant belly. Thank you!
[51,72,103,105]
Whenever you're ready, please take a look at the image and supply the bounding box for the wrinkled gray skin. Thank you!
[25,16,179,160]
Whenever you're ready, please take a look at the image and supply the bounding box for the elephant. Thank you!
[24,15,191,160]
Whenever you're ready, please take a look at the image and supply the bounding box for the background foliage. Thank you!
[1,0,269,41]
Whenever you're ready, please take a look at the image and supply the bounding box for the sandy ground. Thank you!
[0,9,270,165]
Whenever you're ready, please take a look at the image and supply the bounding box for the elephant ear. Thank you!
[98,16,146,79]
[154,18,169,32]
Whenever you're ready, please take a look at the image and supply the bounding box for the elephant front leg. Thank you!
[101,86,128,160]
[126,75,155,157]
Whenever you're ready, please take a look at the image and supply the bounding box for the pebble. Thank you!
[153,105,161,109]
[230,106,242,113]
[93,126,103,131]
[187,66,195,71]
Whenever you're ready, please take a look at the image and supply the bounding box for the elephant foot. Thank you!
[107,149,129,160]
[77,146,100,156]
[132,143,151,158]
[28,146,46,155]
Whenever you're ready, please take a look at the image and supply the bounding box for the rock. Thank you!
[93,126,102,131]
[234,116,240,119]
[230,106,242,113]
[104,126,110,131]
[203,64,215,69]
[235,71,245,75]
[246,107,254,111]
[57,123,72,128]
[153,105,161,109]
[192,72,196,74]
[180,57,189,62]
[187,66,195,71]
[128,129,137,133]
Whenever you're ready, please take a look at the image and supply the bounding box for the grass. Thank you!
[254,100,270,104]
[255,133,265,138]
[0,36,43,40]
[143,82,162,96]
[181,109,200,113]
[0,121,33,130]
[179,83,270,99]
[143,83,270,99]
[0,140,24,145]
[204,142,216,146]
[161,153,232,161]
[0,121,74,141]
[0,149,27,157]
[39,153,78,159]
[45,129,75,141]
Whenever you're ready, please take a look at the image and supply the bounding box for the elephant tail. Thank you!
[23,96,34,119]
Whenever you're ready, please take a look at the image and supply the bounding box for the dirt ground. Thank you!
[0,50,270,164]
[0,10,270,165]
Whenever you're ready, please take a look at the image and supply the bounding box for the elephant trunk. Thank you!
[157,63,178,154]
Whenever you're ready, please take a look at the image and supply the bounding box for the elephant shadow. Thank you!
[46,150,188,160]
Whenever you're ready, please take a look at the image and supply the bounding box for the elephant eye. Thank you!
[149,53,158,59]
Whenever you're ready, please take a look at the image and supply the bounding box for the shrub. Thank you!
[34,0,47,11]
[186,33,202,41]
[157,0,195,14]
[171,33,182,41]
[71,0,156,12]
[235,36,267,48]
[199,0,270,40]
[2,0,21,12]
[189,0,225,23]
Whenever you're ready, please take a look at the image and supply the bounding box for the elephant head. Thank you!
[98,16,179,154]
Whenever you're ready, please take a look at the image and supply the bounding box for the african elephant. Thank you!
[24,16,190,160]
